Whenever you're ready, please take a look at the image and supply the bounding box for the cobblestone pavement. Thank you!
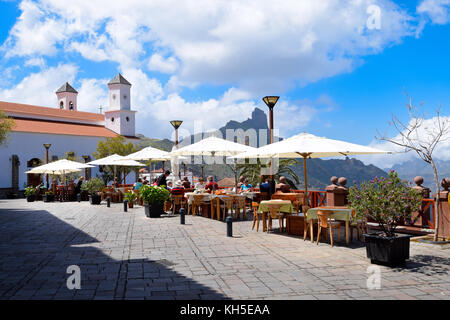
[0,199,449,300]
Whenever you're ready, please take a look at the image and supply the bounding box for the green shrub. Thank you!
[139,185,170,205]
[348,170,422,237]
[24,186,35,196]
[124,191,137,203]
[81,178,104,195]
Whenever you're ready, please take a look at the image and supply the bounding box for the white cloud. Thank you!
[359,116,450,169]
[0,64,77,106]
[417,0,450,24]
[147,53,179,74]
[76,78,109,113]
[2,0,417,92]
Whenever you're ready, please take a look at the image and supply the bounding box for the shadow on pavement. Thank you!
[0,207,227,300]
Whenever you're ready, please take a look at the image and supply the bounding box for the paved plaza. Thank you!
[0,199,449,300]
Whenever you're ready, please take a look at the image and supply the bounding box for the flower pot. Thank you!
[364,233,411,267]
[144,202,164,218]
[26,195,35,202]
[128,202,134,209]
[43,194,55,202]
[89,194,102,205]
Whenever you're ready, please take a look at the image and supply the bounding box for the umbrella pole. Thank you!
[303,156,308,208]
[212,152,216,193]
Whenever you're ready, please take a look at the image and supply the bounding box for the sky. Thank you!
[1,0,450,169]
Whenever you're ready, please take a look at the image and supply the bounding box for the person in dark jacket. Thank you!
[75,176,84,194]
[157,170,171,187]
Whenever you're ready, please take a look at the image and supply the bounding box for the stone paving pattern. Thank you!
[0,199,449,300]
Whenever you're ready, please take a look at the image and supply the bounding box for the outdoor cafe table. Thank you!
[258,200,294,232]
[184,193,249,220]
[306,206,355,244]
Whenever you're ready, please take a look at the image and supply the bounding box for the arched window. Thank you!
[60,101,64,109]
[111,117,115,122]
[69,102,74,110]
[126,116,129,122]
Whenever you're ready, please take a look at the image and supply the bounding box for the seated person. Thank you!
[259,177,271,193]
[133,178,143,190]
[182,177,191,189]
[111,177,119,188]
[205,176,219,193]
[194,177,206,189]
[170,181,185,197]
[275,176,291,193]
[167,181,173,190]
[240,179,252,192]
[237,175,245,190]
[142,179,149,186]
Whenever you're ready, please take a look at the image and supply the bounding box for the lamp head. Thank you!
[43,143,51,150]
[262,96,279,110]
[170,120,183,130]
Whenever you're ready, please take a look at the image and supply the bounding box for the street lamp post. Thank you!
[43,144,51,188]
[170,120,183,179]
[262,96,279,198]
[82,155,89,180]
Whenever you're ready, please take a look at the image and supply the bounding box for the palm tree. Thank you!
[236,158,300,188]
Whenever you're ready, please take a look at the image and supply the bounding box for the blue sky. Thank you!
[1,0,450,168]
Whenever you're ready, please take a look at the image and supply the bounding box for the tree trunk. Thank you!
[430,159,440,241]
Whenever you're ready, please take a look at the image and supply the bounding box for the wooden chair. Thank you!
[316,210,341,247]
[350,219,368,241]
[260,192,270,201]
[171,194,186,215]
[292,193,304,213]
[266,203,285,232]
[220,196,234,220]
[234,196,247,220]
[190,195,205,216]
[252,201,265,232]
[303,206,316,242]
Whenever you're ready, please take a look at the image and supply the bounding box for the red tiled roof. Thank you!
[0,101,104,122]
[11,118,119,138]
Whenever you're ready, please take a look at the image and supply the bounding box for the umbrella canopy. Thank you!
[25,159,93,175]
[232,132,389,159]
[87,154,125,165]
[232,132,389,207]
[169,136,256,157]
[169,136,257,192]
[123,146,170,161]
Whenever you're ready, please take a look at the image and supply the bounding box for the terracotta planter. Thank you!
[128,202,134,209]
[26,195,35,202]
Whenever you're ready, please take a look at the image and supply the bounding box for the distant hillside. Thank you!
[292,157,388,190]
[389,158,450,189]
[136,108,389,189]
[136,134,174,152]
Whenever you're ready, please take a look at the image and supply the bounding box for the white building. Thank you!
[0,73,139,197]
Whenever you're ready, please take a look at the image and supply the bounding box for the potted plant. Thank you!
[81,178,104,205]
[348,170,422,267]
[24,186,35,202]
[139,185,170,218]
[124,191,137,209]
[43,191,55,202]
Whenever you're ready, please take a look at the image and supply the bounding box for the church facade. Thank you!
[0,74,139,197]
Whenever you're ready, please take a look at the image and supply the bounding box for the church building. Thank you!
[0,73,139,197]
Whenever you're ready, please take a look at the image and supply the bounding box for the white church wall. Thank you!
[0,132,138,189]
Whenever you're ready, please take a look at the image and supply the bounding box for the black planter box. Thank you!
[89,194,102,205]
[364,233,411,267]
[144,202,164,218]
[43,194,55,202]
[26,195,35,202]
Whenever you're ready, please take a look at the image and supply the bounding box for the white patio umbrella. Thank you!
[169,136,257,191]
[25,159,94,184]
[88,154,143,184]
[232,132,390,206]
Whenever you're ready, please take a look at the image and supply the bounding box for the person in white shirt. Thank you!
[194,177,206,189]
